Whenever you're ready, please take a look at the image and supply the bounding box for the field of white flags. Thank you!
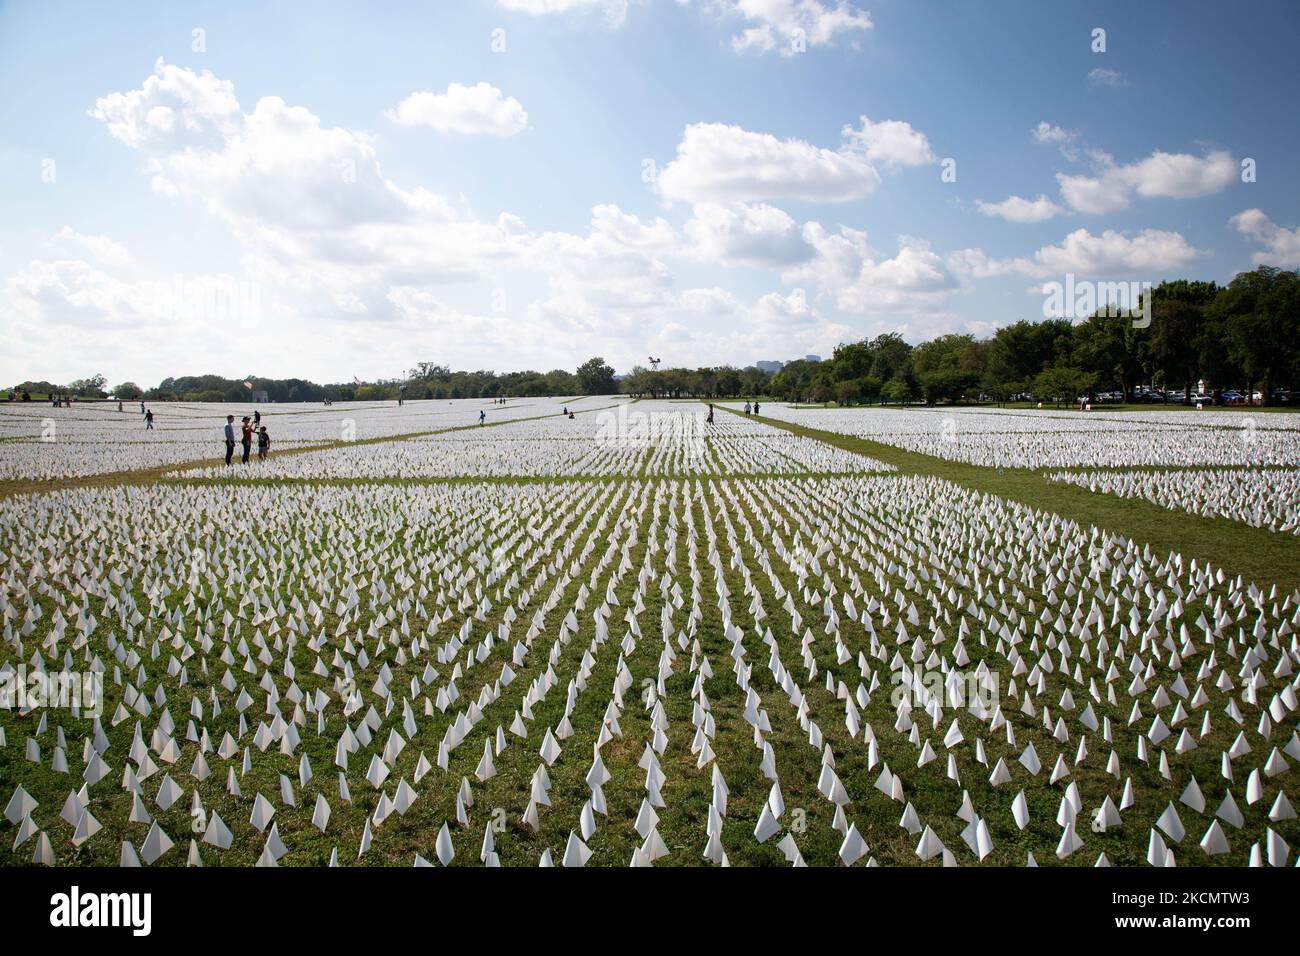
[0,397,594,481]
[1050,469,1300,536]
[746,404,1300,470]
[0,399,1298,868]
[172,402,893,480]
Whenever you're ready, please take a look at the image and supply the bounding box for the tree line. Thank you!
[10,358,622,404]
[12,267,1296,407]
[623,266,1299,407]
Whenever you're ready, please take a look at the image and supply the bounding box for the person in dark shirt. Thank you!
[257,426,271,460]
[240,416,253,463]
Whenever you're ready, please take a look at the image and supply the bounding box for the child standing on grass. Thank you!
[257,426,270,460]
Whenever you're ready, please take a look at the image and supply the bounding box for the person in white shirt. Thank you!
[224,415,236,465]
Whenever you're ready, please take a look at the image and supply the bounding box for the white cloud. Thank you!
[589,203,677,252]
[683,201,813,267]
[841,115,934,168]
[49,57,1222,379]
[944,247,1011,281]
[1087,67,1126,88]
[647,286,853,368]
[4,257,164,327]
[833,236,964,314]
[50,227,132,267]
[1231,208,1300,267]
[74,60,716,375]
[1008,227,1204,278]
[496,0,632,28]
[1032,121,1072,147]
[1031,121,1079,161]
[657,120,931,204]
[0,242,305,385]
[88,60,532,318]
[85,59,895,377]
[89,57,240,151]
[715,0,873,56]
[495,1,870,56]
[788,225,967,316]
[1057,149,1237,213]
[974,194,1063,223]
[387,83,528,137]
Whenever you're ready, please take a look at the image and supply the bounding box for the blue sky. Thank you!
[1,0,1297,386]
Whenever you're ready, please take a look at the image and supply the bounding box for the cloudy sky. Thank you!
[1,0,1297,386]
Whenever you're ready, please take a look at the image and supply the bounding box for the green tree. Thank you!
[1032,365,1096,408]
[835,380,862,405]
[576,357,617,395]
[881,377,912,405]
[912,334,979,405]
[69,373,108,397]
[1072,312,1143,398]
[1211,266,1299,404]
[1146,280,1217,402]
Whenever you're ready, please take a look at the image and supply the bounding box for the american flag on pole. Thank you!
[242,381,253,390]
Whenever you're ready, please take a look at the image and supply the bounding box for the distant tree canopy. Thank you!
[68,373,108,397]
[12,268,1297,406]
[10,381,64,397]
[576,357,617,395]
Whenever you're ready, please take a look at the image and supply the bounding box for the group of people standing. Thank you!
[224,410,270,464]
[703,400,761,424]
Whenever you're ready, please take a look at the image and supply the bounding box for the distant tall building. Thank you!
[756,360,784,374]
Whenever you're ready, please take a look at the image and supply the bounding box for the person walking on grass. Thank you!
[224,415,236,465]
[479,409,486,426]
[754,401,760,415]
[240,416,253,464]
[145,408,154,430]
